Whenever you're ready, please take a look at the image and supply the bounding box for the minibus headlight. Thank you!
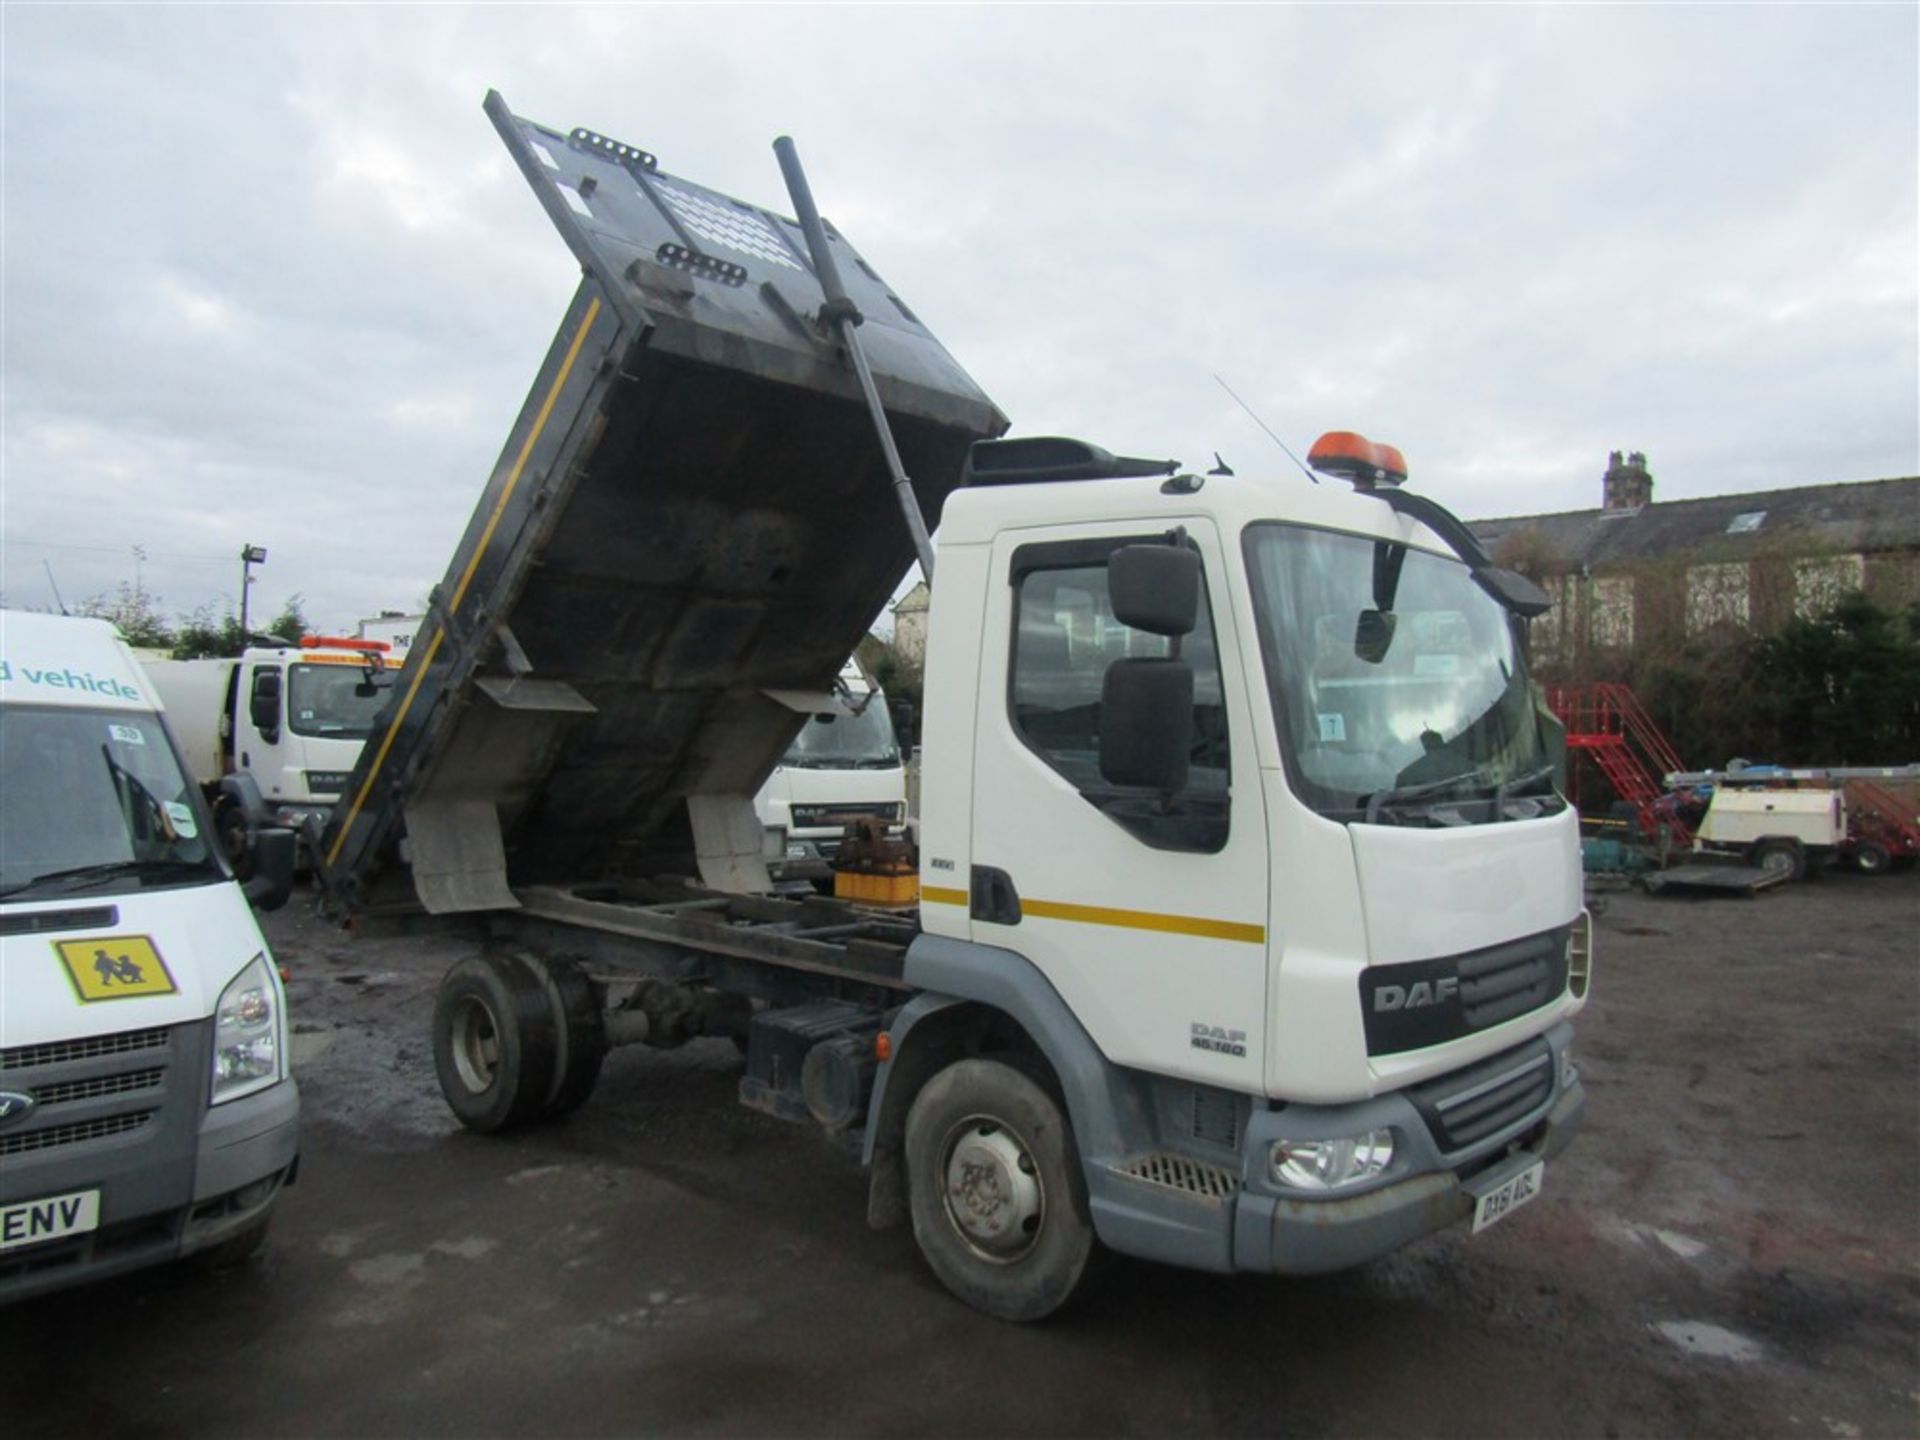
[212,953,283,1104]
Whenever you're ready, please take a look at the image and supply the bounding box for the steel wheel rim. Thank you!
[939,1113,1045,1264]
[450,995,503,1094]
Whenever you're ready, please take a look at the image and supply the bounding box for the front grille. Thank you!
[0,906,119,938]
[0,1112,154,1156]
[1360,928,1570,1055]
[2,1027,169,1072]
[1115,1153,1241,1200]
[791,803,897,830]
[1408,1038,1554,1154]
[1458,937,1559,1030]
[1,1023,178,1163]
[30,1069,166,1107]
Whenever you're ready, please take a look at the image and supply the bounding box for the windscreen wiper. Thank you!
[1362,767,1496,826]
[0,858,210,900]
[1493,762,1560,815]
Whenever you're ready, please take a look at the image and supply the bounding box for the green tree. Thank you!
[1748,591,1920,764]
[171,604,246,660]
[171,594,313,659]
[78,583,173,649]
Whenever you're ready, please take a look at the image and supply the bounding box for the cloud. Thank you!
[0,4,1913,632]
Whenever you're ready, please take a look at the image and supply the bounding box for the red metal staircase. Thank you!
[1842,777,1920,864]
[1548,683,1692,846]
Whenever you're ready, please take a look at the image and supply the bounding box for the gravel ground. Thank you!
[2,868,1915,1438]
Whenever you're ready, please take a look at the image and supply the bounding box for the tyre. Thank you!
[1850,841,1892,876]
[534,956,606,1118]
[191,1213,272,1270]
[432,953,559,1132]
[216,801,255,883]
[904,1058,1094,1322]
[1750,838,1805,882]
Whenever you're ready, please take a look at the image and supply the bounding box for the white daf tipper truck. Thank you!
[755,657,908,886]
[0,612,299,1301]
[318,94,1589,1321]
[144,635,397,862]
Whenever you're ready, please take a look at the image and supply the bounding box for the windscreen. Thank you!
[1244,523,1549,820]
[782,699,900,769]
[288,663,394,741]
[0,706,219,898]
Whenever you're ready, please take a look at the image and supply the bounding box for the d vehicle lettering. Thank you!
[0,658,143,701]
[1374,976,1460,1013]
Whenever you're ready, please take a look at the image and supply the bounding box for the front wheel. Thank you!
[191,1213,272,1270]
[904,1058,1094,1322]
[215,801,255,883]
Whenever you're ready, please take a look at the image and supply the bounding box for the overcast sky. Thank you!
[3,4,1915,633]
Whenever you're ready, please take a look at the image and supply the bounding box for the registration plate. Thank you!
[0,1189,100,1251]
[1471,1161,1544,1234]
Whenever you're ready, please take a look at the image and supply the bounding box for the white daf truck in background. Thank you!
[755,657,908,888]
[143,635,397,865]
[318,93,1590,1322]
[0,612,299,1301]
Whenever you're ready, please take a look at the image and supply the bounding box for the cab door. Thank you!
[968,519,1270,1087]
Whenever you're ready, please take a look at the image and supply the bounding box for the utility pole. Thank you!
[238,544,268,638]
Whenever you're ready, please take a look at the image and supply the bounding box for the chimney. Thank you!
[1603,449,1653,512]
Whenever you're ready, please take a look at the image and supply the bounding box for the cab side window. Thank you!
[1009,542,1230,851]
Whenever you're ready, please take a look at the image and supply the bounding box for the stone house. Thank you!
[1469,452,1920,665]
[890,581,931,666]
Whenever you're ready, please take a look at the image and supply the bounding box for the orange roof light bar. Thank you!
[1307,431,1408,489]
[300,635,392,653]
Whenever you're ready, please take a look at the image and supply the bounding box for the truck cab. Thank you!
[0,613,299,1300]
[145,636,397,851]
[888,439,1588,1298]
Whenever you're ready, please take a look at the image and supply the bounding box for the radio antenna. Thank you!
[1213,374,1317,485]
[43,560,71,615]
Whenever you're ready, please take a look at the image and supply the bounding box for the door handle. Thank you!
[970,866,1022,925]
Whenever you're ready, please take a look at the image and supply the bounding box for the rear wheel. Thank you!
[531,956,606,1118]
[1750,838,1805,882]
[904,1058,1094,1322]
[432,953,559,1132]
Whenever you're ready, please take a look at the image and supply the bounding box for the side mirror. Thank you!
[1110,544,1199,638]
[242,827,296,912]
[1100,658,1193,792]
[249,668,283,744]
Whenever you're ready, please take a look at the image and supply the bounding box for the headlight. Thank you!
[211,953,284,1104]
[1270,1129,1396,1192]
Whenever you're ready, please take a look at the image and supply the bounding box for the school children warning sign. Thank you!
[53,936,178,1002]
